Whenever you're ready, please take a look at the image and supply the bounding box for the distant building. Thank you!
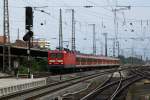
[14,39,50,49]
[15,40,27,47]
[32,38,50,49]
[0,36,8,44]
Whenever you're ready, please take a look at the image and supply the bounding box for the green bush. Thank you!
[18,65,28,74]
[19,57,48,74]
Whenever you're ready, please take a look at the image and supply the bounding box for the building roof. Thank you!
[0,36,7,44]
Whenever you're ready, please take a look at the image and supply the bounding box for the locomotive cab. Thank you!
[48,49,76,73]
[48,50,64,68]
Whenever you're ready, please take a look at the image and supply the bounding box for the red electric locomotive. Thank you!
[48,49,75,67]
[48,49,120,72]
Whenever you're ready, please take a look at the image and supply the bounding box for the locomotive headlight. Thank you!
[49,60,55,62]
[57,60,63,62]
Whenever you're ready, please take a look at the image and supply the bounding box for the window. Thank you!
[76,57,80,62]
[90,58,93,62]
[57,53,63,58]
[50,53,63,58]
[50,53,56,58]
[81,58,86,62]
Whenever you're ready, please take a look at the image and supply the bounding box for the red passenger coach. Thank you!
[75,54,119,69]
[48,49,120,72]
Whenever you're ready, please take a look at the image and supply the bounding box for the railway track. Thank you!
[61,73,113,100]
[109,71,123,100]
[0,64,139,79]
[0,68,118,100]
[109,68,150,100]
[59,65,144,100]
[81,74,141,100]
[81,66,149,100]
[0,65,143,100]
[108,66,150,100]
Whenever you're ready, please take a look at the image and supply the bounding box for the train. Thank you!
[48,49,120,73]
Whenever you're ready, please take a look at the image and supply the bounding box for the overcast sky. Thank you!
[0,0,150,58]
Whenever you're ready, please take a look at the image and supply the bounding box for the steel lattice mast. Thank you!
[71,9,76,51]
[3,0,11,72]
[3,0,10,43]
[59,9,63,50]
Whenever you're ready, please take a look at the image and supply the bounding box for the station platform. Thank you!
[0,78,46,97]
[0,72,9,77]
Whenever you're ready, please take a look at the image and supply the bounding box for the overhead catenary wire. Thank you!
[1,0,150,56]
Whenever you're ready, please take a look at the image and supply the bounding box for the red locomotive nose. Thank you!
[48,51,64,65]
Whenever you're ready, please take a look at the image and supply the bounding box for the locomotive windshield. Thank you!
[57,53,63,58]
[50,53,63,58]
[50,53,56,58]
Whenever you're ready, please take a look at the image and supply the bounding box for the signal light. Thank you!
[26,7,33,30]
[23,31,33,41]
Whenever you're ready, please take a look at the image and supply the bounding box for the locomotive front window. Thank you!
[50,53,63,58]
[50,53,57,58]
[57,53,63,58]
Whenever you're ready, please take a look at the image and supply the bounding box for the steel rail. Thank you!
[81,73,113,97]
[0,68,117,99]
[109,76,143,100]
[25,66,142,99]
[0,65,141,99]
[108,67,150,100]
[25,69,117,100]
[110,69,148,100]
[61,73,114,100]
[80,65,143,100]
[95,73,113,90]
[109,71,123,100]
[80,74,137,100]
